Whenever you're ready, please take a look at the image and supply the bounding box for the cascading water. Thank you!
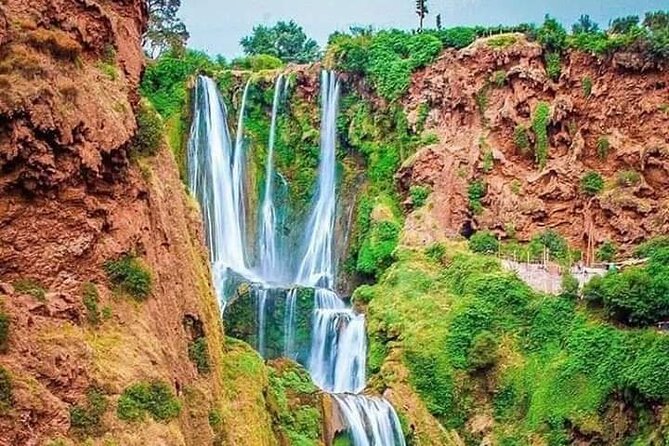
[188,71,405,446]
[258,74,285,283]
[187,76,254,305]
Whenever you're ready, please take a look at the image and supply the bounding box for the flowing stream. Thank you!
[188,72,405,446]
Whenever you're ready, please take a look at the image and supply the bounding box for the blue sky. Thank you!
[180,0,667,58]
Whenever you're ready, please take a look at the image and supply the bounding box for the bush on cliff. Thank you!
[131,99,164,157]
[104,254,152,300]
[469,231,499,254]
[117,381,181,422]
[0,309,9,353]
[0,367,12,412]
[69,388,108,436]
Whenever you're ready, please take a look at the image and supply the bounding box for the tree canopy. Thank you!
[240,21,320,63]
[144,0,189,58]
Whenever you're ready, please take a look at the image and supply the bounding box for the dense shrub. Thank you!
[469,231,499,254]
[560,272,580,299]
[468,180,486,214]
[0,310,8,353]
[584,249,669,325]
[131,100,164,156]
[104,254,152,300]
[580,171,604,196]
[596,136,610,159]
[635,236,669,258]
[531,102,551,167]
[544,52,561,81]
[188,337,211,374]
[356,220,401,277]
[537,16,568,53]
[513,125,530,153]
[70,388,108,436]
[13,279,46,301]
[230,54,284,71]
[0,367,11,412]
[425,243,446,263]
[117,381,181,422]
[468,331,498,371]
[616,170,641,187]
[432,27,477,48]
[82,282,101,325]
[596,241,617,262]
[409,185,430,208]
[529,229,569,261]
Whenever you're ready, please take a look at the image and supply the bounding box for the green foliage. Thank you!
[469,231,499,254]
[409,185,430,208]
[131,99,164,157]
[69,388,108,436]
[468,331,498,372]
[491,70,507,87]
[537,15,568,53]
[610,15,640,34]
[0,309,8,354]
[544,52,561,81]
[144,0,189,58]
[468,180,486,214]
[230,54,284,71]
[582,76,593,97]
[240,20,319,63]
[616,170,641,187]
[513,125,530,153]
[530,229,569,261]
[596,241,617,262]
[425,243,446,263]
[560,272,580,300]
[475,87,489,116]
[188,337,211,374]
[531,102,551,167]
[487,35,518,49]
[634,236,669,258]
[330,30,442,100]
[0,367,11,412]
[117,381,181,422]
[596,136,610,159]
[356,220,401,277]
[13,279,46,301]
[104,254,152,300]
[580,171,605,196]
[82,282,101,325]
[572,15,600,34]
[433,26,477,49]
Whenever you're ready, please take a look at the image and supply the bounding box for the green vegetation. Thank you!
[104,254,152,300]
[580,171,605,196]
[13,278,46,301]
[596,240,617,262]
[240,20,319,63]
[582,76,593,97]
[70,388,108,436]
[0,367,11,412]
[267,361,322,445]
[365,246,669,443]
[409,185,430,208]
[0,308,8,353]
[82,282,101,325]
[356,220,401,278]
[144,0,189,57]
[544,52,562,81]
[117,381,181,422]
[425,243,447,263]
[531,102,551,167]
[467,180,486,214]
[596,135,610,159]
[490,70,507,87]
[188,337,211,374]
[328,29,443,100]
[469,231,499,254]
[131,99,164,157]
[513,125,530,153]
[616,170,641,187]
[230,54,283,71]
[487,35,518,49]
[560,271,580,300]
[584,243,669,326]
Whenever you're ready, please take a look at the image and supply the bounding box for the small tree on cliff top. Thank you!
[416,0,429,31]
[144,0,189,58]
[240,21,319,63]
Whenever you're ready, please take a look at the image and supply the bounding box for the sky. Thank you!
[180,0,667,58]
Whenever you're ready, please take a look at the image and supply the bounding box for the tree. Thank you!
[240,21,319,63]
[416,0,429,31]
[609,15,640,34]
[572,14,599,34]
[144,0,189,58]
[436,14,442,30]
[644,11,669,31]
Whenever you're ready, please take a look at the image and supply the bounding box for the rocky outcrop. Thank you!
[399,34,669,258]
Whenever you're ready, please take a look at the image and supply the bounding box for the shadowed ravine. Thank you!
[188,71,406,445]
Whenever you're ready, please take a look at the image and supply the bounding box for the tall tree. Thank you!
[144,0,189,58]
[416,0,429,31]
[240,21,320,63]
[436,13,442,30]
[572,14,599,34]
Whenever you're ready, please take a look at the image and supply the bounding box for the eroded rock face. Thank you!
[400,35,669,257]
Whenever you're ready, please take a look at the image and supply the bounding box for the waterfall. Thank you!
[188,72,405,446]
[187,76,254,305]
[258,74,285,282]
